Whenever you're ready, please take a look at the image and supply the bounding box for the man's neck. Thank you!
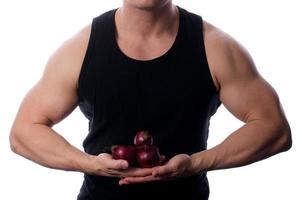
[115,2,178,39]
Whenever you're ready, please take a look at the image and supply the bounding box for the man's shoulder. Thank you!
[202,20,257,89]
[60,24,92,57]
[202,20,239,55]
[43,23,92,90]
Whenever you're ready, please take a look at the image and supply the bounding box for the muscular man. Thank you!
[10,0,292,199]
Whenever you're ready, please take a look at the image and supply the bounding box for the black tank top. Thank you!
[77,6,220,200]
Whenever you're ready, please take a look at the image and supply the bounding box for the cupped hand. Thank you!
[119,154,195,185]
[87,153,153,178]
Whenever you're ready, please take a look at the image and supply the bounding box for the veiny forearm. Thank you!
[191,119,291,174]
[10,123,92,173]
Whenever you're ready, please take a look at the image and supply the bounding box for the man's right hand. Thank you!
[86,153,154,178]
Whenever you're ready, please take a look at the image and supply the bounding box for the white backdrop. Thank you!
[1,0,299,199]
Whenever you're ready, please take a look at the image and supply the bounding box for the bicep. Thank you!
[13,24,91,127]
[215,35,284,123]
[16,76,78,127]
[220,74,282,123]
[15,62,79,127]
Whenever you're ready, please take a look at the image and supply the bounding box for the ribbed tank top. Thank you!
[77,6,220,200]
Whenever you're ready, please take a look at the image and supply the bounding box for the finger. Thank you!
[105,166,154,178]
[116,167,154,178]
[126,167,154,177]
[152,165,174,177]
[121,174,174,185]
[98,153,128,170]
[122,175,161,184]
[119,179,128,185]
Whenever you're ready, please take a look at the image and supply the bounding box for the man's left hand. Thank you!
[118,154,195,185]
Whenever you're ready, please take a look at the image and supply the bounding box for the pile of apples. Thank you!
[111,130,162,168]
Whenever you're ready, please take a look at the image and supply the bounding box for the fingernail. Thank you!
[120,180,127,185]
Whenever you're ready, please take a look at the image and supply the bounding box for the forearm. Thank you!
[10,123,93,173]
[191,119,291,174]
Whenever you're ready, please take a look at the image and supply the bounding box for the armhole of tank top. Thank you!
[77,17,97,101]
[198,16,220,95]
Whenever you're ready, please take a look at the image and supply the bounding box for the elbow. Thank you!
[277,123,292,153]
[281,126,292,152]
[10,130,19,154]
[9,125,23,154]
[10,133,18,154]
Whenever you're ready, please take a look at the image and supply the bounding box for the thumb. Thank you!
[98,153,128,170]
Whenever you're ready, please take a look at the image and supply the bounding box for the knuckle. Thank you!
[169,165,177,172]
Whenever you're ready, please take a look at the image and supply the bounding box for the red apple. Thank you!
[111,145,137,166]
[134,130,153,147]
[136,145,160,168]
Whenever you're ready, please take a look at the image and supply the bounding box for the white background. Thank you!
[1,0,299,199]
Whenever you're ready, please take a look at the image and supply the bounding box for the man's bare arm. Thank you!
[9,25,94,172]
[190,22,292,172]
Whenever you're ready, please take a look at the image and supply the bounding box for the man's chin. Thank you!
[126,0,171,11]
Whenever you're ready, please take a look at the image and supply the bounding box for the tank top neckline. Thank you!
[110,6,183,64]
